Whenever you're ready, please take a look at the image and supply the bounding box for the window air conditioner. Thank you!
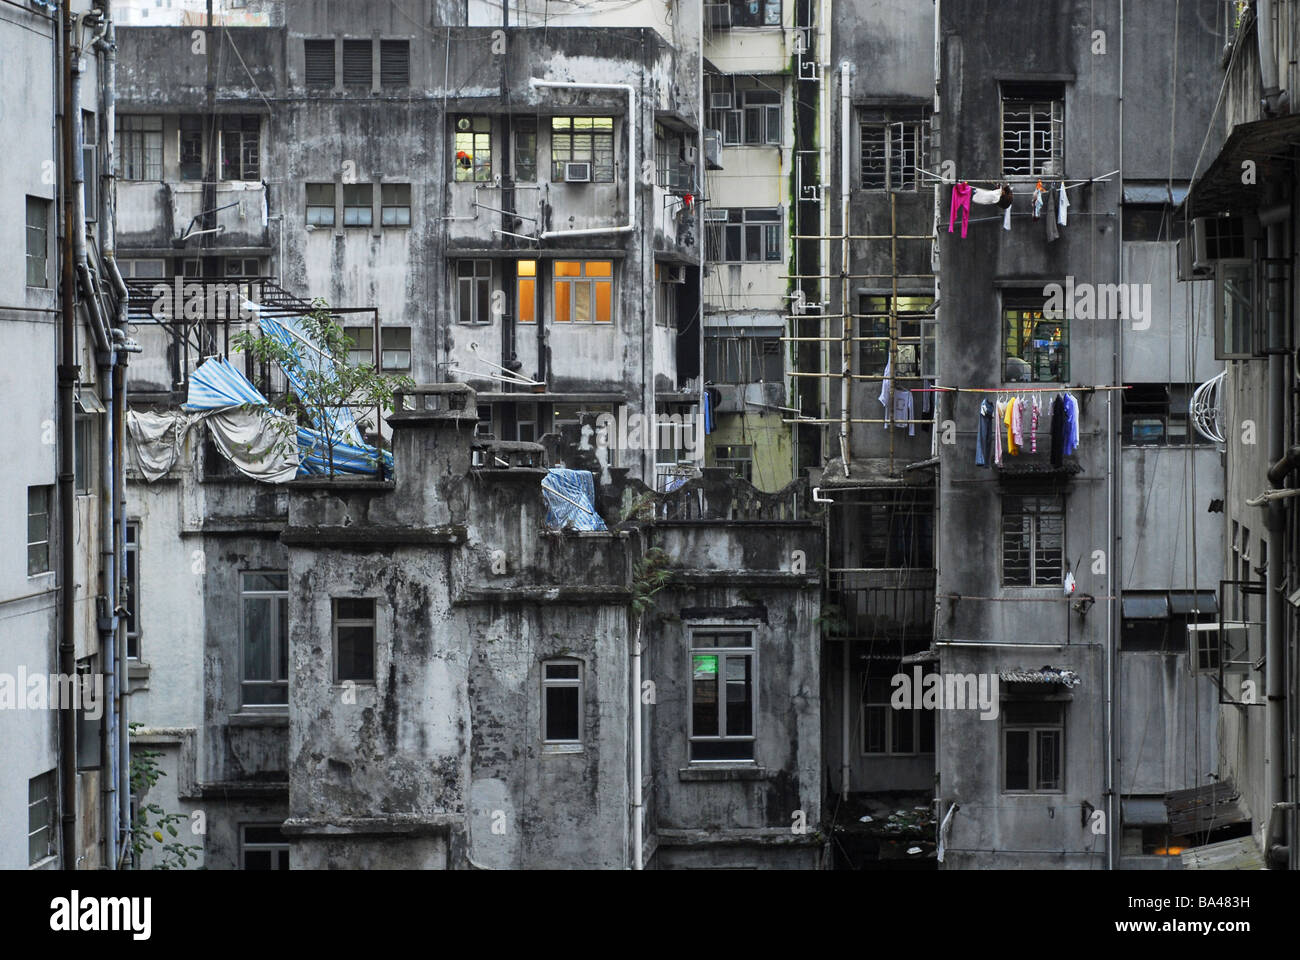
[564,162,592,183]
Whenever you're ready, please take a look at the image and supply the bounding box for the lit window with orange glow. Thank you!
[517,259,536,323]
[553,260,613,324]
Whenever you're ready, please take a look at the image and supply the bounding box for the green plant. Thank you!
[231,299,414,477]
[815,602,850,636]
[631,547,673,617]
[128,723,201,870]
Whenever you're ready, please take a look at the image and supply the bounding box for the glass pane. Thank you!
[335,598,374,621]
[724,656,752,736]
[892,707,915,753]
[554,261,581,277]
[555,280,571,322]
[864,704,887,753]
[518,259,536,277]
[477,277,490,324]
[545,686,580,741]
[277,597,289,682]
[518,277,535,323]
[243,572,288,592]
[244,598,271,681]
[584,260,612,277]
[1036,730,1062,790]
[336,625,374,681]
[244,850,272,870]
[1005,730,1030,790]
[594,281,611,323]
[545,663,579,680]
[692,655,718,736]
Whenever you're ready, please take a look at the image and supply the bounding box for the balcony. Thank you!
[826,568,936,640]
[116,180,269,250]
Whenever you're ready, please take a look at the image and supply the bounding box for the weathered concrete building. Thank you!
[932,0,1224,869]
[1,0,132,870]
[1181,0,1300,871]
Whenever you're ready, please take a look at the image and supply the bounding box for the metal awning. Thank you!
[1121,798,1168,826]
[1186,114,1300,216]
[1169,591,1219,616]
[1123,183,1189,206]
[1122,594,1170,619]
[999,667,1081,687]
[1165,779,1248,836]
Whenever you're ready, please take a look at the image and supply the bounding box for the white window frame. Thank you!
[456,259,493,325]
[1001,702,1065,793]
[332,597,377,684]
[27,485,52,577]
[706,207,783,263]
[125,521,140,659]
[116,114,162,181]
[28,770,57,865]
[552,260,615,324]
[240,572,289,707]
[240,824,290,869]
[541,659,584,747]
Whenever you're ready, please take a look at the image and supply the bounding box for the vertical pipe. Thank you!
[840,638,850,798]
[58,3,79,870]
[838,62,851,473]
[1265,209,1288,862]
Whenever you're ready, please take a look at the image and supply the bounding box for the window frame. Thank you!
[303,38,336,87]
[379,39,410,87]
[342,183,373,227]
[219,114,261,182]
[860,664,936,757]
[28,770,57,865]
[550,116,616,183]
[454,115,493,183]
[240,571,289,708]
[341,38,373,87]
[1001,700,1066,793]
[1001,494,1065,587]
[705,207,783,263]
[552,260,615,324]
[541,659,584,746]
[381,182,411,227]
[688,629,758,763]
[1003,289,1069,384]
[1000,86,1065,179]
[332,597,377,684]
[26,196,49,288]
[513,120,538,182]
[240,823,290,870]
[27,485,52,577]
[115,114,163,181]
[1214,258,1255,359]
[516,259,537,324]
[179,114,204,181]
[456,259,494,325]
[306,182,336,227]
[707,80,783,146]
[859,107,930,191]
[125,521,140,659]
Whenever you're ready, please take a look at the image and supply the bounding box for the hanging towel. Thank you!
[972,186,1002,205]
[1050,394,1067,467]
[1057,182,1070,226]
[994,400,1006,465]
[878,357,893,426]
[1045,183,1060,242]
[949,183,973,238]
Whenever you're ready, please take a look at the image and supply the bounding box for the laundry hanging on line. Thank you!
[974,391,1078,468]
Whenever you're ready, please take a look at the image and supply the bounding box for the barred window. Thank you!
[705,207,783,262]
[859,108,929,190]
[220,115,260,181]
[1002,495,1064,587]
[116,114,162,181]
[1001,84,1064,177]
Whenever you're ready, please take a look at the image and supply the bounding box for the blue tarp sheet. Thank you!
[541,468,606,531]
[254,312,366,447]
[185,356,389,479]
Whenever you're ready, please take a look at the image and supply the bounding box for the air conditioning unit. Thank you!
[564,162,592,183]
[669,162,696,194]
[661,264,686,284]
[683,145,698,164]
[709,92,734,110]
[1177,236,1212,281]
[1192,217,1214,272]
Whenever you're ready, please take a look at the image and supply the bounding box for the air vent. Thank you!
[304,39,335,86]
[342,39,372,86]
[380,40,410,86]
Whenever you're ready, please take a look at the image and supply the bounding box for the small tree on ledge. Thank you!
[232,299,414,478]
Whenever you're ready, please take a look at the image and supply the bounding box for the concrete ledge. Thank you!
[281,525,466,547]
[656,827,823,846]
[197,780,288,800]
[228,711,289,727]
[280,816,458,838]
[455,586,631,605]
[678,765,771,782]
[671,572,822,588]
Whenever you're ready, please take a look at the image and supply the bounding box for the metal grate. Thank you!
[342,39,372,86]
[1001,495,1064,586]
[859,110,928,190]
[1001,99,1063,177]
[304,39,334,86]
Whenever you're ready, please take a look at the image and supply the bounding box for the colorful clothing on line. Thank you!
[949,182,973,238]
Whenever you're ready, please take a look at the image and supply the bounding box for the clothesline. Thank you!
[915,167,1119,190]
[912,384,1128,393]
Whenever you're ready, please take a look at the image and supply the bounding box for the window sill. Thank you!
[229,710,289,727]
[678,765,768,782]
[541,742,584,756]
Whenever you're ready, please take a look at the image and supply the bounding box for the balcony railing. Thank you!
[826,568,936,640]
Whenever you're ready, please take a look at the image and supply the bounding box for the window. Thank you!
[475,404,493,439]
[220,115,260,181]
[125,522,140,659]
[542,660,583,744]
[654,266,677,327]
[705,208,783,262]
[1120,590,1218,652]
[226,257,260,278]
[454,116,492,182]
[241,572,288,706]
[704,336,783,384]
[710,0,782,29]
[707,81,782,146]
[343,183,372,226]
[381,328,411,370]
[342,39,372,86]
[27,486,51,576]
[381,183,411,226]
[1001,84,1064,177]
[240,825,289,870]
[306,183,336,226]
[1003,701,1064,792]
[513,120,537,182]
[861,662,935,755]
[712,444,753,482]
[1002,494,1064,586]
[304,39,335,86]
[82,110,97,217]
[689,631,756,761]
[857,296,936,379]
[1004,290,1069,383]
[28,771,56,865]
[379,39,409,86]
[180,115,204,180]
[76,657,101,770]
[1216,260,1254,359]
[74,410,94,495]
[120,259,166,279]
[553,260,613,323]
[333,598,375,683]
[116,115,162,180]
[517,259,537,323]
[550,116,615,182]
[345,327,374,367]
[456,259,493,324]
[1122,384,1209,446]
[182,258,204,279]
[25,197,49,287]
[655,124,673,185]
[859,107,929,190]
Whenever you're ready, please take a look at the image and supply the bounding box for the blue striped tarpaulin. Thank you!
[254,311,365,447]
[182,355,266,410]
[541,468,607,531]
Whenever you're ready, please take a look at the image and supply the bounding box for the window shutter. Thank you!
[342,39,372,86]
[304,39,335,86]
[380,40,410,86]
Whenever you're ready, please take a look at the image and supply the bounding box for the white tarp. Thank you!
[126,409,189,482]
[204,408,299,483]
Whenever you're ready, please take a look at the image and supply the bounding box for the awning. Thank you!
[1121,798,1168,827]
[1123,183,1189,206]
[1180,835,1266,871]
[1165,779,1248,836]
[1169,591,1219,616]
[1122,594,1170,619]
[1186,114,1300,216]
